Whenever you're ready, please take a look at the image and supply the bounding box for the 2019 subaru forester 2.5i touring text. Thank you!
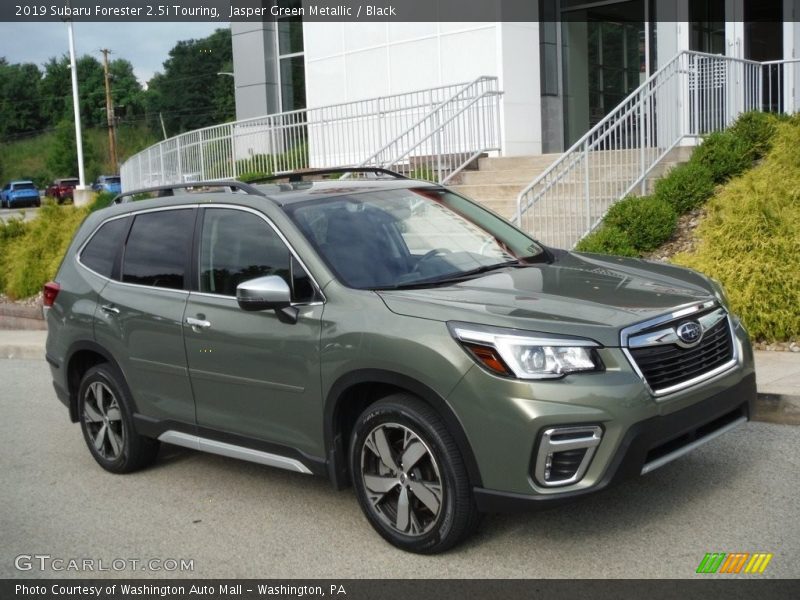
[44,170,755,553]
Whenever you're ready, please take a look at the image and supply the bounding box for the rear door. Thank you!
[94,207,197,424]
[182,206,324,460]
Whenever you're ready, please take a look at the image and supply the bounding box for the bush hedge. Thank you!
[578,111,780,258]
[0,204,88,299]
[672,120,800,341]
[574,225,638,257]
[692,130,752,184]
[652,161,715,214]
[603,195,677,252]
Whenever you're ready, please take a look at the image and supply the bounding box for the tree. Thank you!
[46,119,99,181]
[76,55,106,128]
[0,61,45,138]
[146,28,234,135]
[109,58,145,120]
[38,56,71,127]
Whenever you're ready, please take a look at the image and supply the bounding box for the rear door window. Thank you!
[121,209,195,290]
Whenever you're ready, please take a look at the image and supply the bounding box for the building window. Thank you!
[689,0,725,55]
[539,0,559,96]
[276,2,306,112]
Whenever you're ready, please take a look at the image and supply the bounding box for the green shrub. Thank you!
[0,205,88,299]
[237,171,273,183]
[653,161,715,213]
[693,131,752,184]
[575,225,638,257]
[88,191,116,213]
[603,195,677,252]
[0,217,30,292]
[673,121,800,341]
[728,111,778,162]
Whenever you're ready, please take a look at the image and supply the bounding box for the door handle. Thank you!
[186,317,211,330]
[101,304,120,315]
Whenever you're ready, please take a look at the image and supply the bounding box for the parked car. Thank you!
[1,180,41,208]
[92,175,121,195]
[44,169,755,554]
[46,178,80,204]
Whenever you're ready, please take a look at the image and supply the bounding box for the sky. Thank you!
[0,22,228,85]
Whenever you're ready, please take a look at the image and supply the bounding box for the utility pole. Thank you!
[100,48,118,173]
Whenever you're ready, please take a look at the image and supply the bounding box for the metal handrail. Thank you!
[515,50,798,249]
[120,78,502,192]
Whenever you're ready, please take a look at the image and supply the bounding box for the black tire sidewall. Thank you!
[77,365,138,473]
[349,397,466,553]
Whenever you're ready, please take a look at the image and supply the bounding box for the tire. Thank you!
[77,364,159,473]
[349,393,480,554]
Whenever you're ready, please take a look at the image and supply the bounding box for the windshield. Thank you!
[13,183,36,191]
[61,180,79,187]
[104,177,121,184]
[285,188,546,290]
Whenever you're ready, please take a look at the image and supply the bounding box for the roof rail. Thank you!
[113,181,264,204]
[248,167,407,184]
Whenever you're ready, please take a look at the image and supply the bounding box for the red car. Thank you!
[46,178,80,204]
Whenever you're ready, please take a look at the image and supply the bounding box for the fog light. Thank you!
[534,426,602,487]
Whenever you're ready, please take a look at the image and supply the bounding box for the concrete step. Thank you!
[477,154,562,171]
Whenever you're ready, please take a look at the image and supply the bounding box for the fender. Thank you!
[324,368,483,490]
[63,340,137,422]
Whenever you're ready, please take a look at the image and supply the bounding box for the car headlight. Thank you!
[450,325,602,379]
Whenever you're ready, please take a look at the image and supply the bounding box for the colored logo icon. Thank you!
[696,552,773,574]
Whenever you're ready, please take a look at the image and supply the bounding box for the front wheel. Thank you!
[350,394,480,554]
[78,364,159,473]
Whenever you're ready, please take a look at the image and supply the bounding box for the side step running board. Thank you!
[158,431,313,475]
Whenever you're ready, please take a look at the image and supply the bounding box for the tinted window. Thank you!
[122,210,194,289]
[13,183,36,191]
[199,209,290,297]
[106,177,121,184]
[80,217,129,278]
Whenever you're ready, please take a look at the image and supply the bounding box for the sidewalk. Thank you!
[1,329,797,424]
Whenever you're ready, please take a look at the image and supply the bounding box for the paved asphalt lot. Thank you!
[1,359,798,579]
[0,206,41,223]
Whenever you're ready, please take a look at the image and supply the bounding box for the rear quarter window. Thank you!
[80,217,130,278]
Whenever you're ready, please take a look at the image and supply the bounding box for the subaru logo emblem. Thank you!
[676,320,703,346]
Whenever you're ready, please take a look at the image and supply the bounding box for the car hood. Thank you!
[377,250,716,347]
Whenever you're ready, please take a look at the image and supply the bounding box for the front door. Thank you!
[182,206,324,460]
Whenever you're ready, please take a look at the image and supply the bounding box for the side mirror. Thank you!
[236,275,292,312]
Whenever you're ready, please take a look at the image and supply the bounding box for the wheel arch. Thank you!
[64,340,136,423]
[324,369,482,490]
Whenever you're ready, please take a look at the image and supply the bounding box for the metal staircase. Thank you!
[515,51,800,249]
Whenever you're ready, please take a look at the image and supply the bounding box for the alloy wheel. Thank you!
[82,381,125,461]
[360,423,443,536]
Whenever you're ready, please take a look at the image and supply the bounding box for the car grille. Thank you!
[629,312,733,393]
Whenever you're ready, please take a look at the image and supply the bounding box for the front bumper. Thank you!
[473,371,755,512]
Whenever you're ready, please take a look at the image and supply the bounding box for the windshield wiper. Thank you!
[376,261,525,291]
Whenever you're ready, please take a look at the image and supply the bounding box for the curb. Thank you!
[0,345,46,360]
[0,302,46,331]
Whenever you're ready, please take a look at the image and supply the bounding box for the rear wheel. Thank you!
[78,364,159,473]
[350,394,480,554]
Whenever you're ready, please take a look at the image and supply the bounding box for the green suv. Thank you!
[45,170,755,553]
